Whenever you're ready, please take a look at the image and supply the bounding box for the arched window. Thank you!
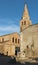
[24,21,26,25]
[12,37,14,43]
[15,38,17,43]
[2,38,4,42]
[22,22,23,25]
[18,39,19,43]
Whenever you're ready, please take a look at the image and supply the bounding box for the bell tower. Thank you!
[20,4,32,32]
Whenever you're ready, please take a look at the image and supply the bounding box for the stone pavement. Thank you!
[0,54,38,65]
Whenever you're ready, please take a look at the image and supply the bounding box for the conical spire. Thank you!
[22,4,30,20]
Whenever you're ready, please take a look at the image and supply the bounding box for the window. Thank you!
[15,38,17,43]
[24,21,26,25]
[12,37,14,43]
[27,45,29,49]
[2,38,4,42]
[22,22,23,25]
[18,39,19,43]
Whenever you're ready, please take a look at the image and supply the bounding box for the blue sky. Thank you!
[0,0,38,35]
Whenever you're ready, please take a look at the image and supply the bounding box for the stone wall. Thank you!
[20,24,38,57]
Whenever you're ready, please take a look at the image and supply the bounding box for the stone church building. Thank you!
[0,33,20,56]
[20,4,38,58]
[0,4,38,59]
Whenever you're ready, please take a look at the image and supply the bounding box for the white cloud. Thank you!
[0,18,20,35]
[0,18,19,25]
[0,25,19,31]
[0,24,20,36]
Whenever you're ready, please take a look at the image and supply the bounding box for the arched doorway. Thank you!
[6,51,8,55]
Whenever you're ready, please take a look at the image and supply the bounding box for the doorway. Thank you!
[15,47,20,56]
[6,51,8,55]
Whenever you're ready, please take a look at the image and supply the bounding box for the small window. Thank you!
[15,38,17,43]
[12,37,14,43]
[18,39,19,43]
[2,38,4,42]
[24,21,26,25]
[27,45,29,49]
[22,22,23,25]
